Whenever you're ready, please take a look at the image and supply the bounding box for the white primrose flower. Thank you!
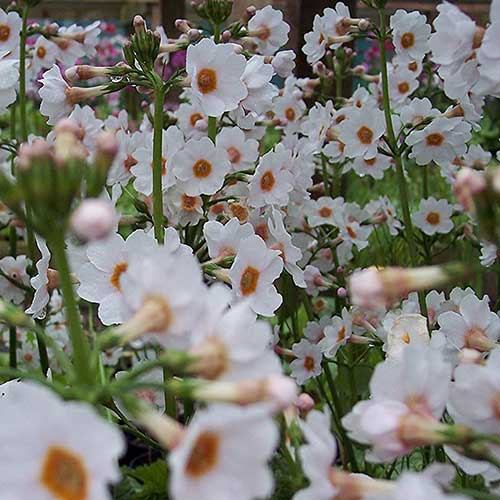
[0,255,30,305]
[241,55,278,114]
[351,153,392,180]
[390,9,431,62]
[203,217,255,259]
[0,8,21,56]
[186,38,247,117]
[406,117,471,167]
[189,284,281,381]
[30,35,58,73]
[176,101,207,139]
[295,408,339,499]
[272,50,296,78]
[437,293,500,353]
[267,209,306,287]
[119,245,206,349]
[305,196,345,227]
[247,5,290,56]
[337,106,385,159]
[399,97,440,126]
[229,234,283,316]
[74,229,157,325]
[39,65,74,125]
[0,54,18,114]
[132,126,184,195]
[0,381,124,499]
[26,236,52,319]
[304,315,333,344]
[164,185,204,227]
[388,66,419,104]
[248,144,294,208]
[302,14,328,65]
[319,308,353,357]
[290,339,323,385]
[273,93,307,132]
[412,197,454,236]
[173,136,230,196]
[168,404,278,500]
[365,196,402,236]
[216,126,259,172]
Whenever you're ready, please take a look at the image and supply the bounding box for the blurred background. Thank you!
[0,0,491,77]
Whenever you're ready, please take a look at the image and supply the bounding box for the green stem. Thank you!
[9,327,17,369]
[152,86,165,244]
[50,231,93,384]
[208,116,217,144]
[19,5,28,142]
[422,164,429,199]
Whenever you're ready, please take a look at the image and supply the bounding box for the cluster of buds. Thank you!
[192,0,234,26]
[0,120,118,237]
[124,16,161,73]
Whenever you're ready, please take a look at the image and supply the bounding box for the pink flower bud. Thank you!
[96,131,119,159]
[295,393,315,413]
[70,198,116,242]
[337,287,347,298]
[266,375,298,409]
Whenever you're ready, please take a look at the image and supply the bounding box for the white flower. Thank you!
[108,129,147,187]
[267,209,306,287]
[390,9,431,61]
[229,234,283,316]
[39,65,73,125]
[168,404,278,500]
[295,409,338,499]
[173,136,231,196]
[189,284,281,381]
[412,197,454,236]
[273,93,306,132]
[60,104,104,150]
[0,381,124,499]
[290,339,323,384]
[448,348,500,434]
[203,217,255,259]
[216,126,258,172]
[365,196,402,236]
[0,8,21,56]
[351,153,391,179]
[74,230,157,325]
[30,35,58,73]
[390,472,469,500]
[388,66,419,103]
[248,144,294,208]
[302,14,328,64]
[437,293,500,352]
[337,106,385,159]
[0,54,18,113]
[186,38,247,117]
[175,101,207,139]
[241,55,277,114]
[272,50,296,77]
[306,196,345,227]
[399,97,439,126]
[386,313,429,359]
[26,236,52,319]
[132,126,184,195]
[247,5,290,56]
[319,308,352,357]
[164,186,204,227]
[0,255,29,305]
[406,117,471,167]
[480,241,498,267]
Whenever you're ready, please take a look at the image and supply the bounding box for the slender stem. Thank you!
[9,328,17,369]
[50,231,93,384]
[422,164,429,199]
[152,86,165,244]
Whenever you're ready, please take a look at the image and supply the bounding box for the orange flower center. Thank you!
[357,126,373,145]
[0,24,10,42]
[182,193,199,211]
[36,45,47,58]
[364,158,376,167]
[425,211,440,225]
[401,332,411,344]
[110,261,128,291]
[408,61,418,72]
[193,159,212,178]
[227,146,241,164]
[40,445,88,500]
[337,326,346,342]
[185,431,220,477]
[304,356,315,371]
[240,266,260,295]
[255,223,268,241]
[401,32,415,49]
[260,171,275,192]
[426,133,445,147]
[190,112,203,127]
[256,25,271,40]
[285,107,296,121]
[197,68,217,94]
[319,206,333,218]
[229,203,249,222]
[346,226,357,239]
[124,154,138,172]
[150,157,167,176]
[398,81,410,94]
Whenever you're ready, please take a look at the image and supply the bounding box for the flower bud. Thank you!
[295,393,315,414]
[70,198,116,242]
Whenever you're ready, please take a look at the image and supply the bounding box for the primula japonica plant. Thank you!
[2,0,500,498]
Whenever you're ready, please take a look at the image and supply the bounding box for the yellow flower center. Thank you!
[197,68,217,94]
[0,24,11,42]
[192,159,212,178]
[357,126,373,145]
[426,133,445,147]
[425,211,440,225]
[36,45,47,58]
[240,266,260,296]
[401,32,415,49]
[185,431,220,477]
[260,171,275,192]
[110,261,128,291]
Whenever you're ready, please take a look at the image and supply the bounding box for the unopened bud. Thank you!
[221,30,232,42]
[70,198,116,242]
[295,393,315,414]
[358,18,371,31]
[133,15,146,34]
